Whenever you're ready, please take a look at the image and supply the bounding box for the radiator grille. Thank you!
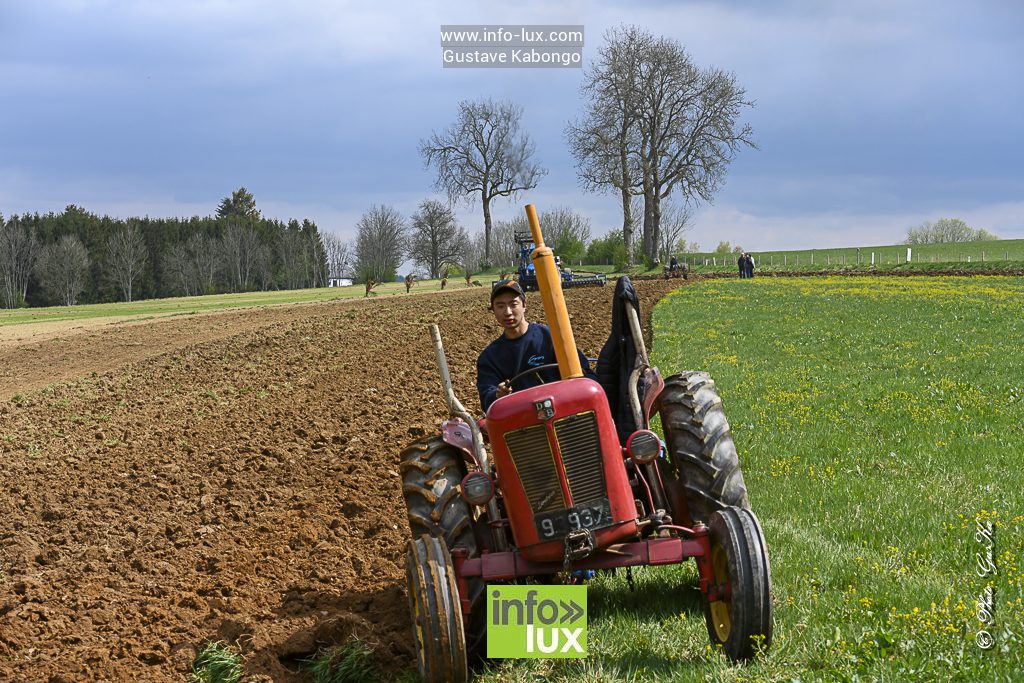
[503,425,566,513]
[554,411,607,505]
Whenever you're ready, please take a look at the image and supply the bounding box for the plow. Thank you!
[402,203,772,681]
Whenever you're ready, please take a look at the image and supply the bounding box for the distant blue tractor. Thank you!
[510,229,607,291]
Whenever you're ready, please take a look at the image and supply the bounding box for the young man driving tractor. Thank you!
[476,279,596,412]
[402,207,771,683]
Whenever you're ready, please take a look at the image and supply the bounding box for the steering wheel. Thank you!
[506,363,561,387]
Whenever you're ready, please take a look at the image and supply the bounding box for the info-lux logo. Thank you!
[486,585,587,658]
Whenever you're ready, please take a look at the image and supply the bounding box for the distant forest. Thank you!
[0,188,328,308]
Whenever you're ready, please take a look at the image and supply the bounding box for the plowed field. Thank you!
[0,279,684,682]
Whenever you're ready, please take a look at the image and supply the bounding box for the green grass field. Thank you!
[475,276,1024,682]
[680,239,1024,274]
[0,278,463,327]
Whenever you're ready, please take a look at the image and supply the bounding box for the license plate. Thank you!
[535,498,612,539]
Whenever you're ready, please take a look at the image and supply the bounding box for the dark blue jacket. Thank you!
[476,323,595,413]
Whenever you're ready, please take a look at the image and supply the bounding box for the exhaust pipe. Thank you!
[524,204,583,380]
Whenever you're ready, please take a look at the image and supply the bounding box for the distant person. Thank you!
[737,253,746,278]
[746,253,756,278]
[670,255,679,273]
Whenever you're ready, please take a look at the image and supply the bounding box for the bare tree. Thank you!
[253,243,274,291]
[0,217,39,308]
[277,226,308,290]
[163,243,195,296]
[904,218,998,244]
[354,205,407,284]
[322,232,353,281]
[657,202,693,263]
[570,26,755,263]
[307,226,328,288]
[489,216,523,270]
[187,233,219,294]
[420,98,546,264]
[34,234,90,306]
[636,37,755,261]
[408,199,468,279]
[459,231,487,284]
[278,219,326,290]
[107,223,148,302]
[539,206,592,262]
[220,220,261,292]
[567,26,651,264]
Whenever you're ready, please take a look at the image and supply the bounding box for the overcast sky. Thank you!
[1,0,1021,254]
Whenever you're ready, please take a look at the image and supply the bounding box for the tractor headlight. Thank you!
[460,471,495,506]
[626,430,662,464]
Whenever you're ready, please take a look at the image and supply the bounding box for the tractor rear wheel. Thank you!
[406,534,468,683]
[702,506,773,661]
[399,436,487,659]
[658,371,749,524]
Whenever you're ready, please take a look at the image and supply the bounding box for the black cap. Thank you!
[490,279,525,305]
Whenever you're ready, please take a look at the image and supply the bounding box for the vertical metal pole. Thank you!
[524,204,583,380]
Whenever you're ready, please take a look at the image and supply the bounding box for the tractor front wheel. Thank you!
[400,436,486,659]
[406,534,469,683]
[702,506,773,661]
[658,371,749,524]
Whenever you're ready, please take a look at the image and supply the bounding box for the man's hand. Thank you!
[497,380,512,398]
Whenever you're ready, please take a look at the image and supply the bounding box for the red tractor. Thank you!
[401,205,771,682]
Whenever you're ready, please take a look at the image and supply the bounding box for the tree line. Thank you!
[904,218,998,245]
[0,188,327,308]
[341,201,600,288]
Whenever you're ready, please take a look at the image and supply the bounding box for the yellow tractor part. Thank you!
[524,204,583,380]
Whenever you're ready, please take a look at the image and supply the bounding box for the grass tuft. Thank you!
[189,641,243,683]
[305,638,379,683]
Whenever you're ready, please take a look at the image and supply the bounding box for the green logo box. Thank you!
[486,584,588,658]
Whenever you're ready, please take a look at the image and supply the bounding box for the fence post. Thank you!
[871,252,875,265]
[811,252,814,265]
